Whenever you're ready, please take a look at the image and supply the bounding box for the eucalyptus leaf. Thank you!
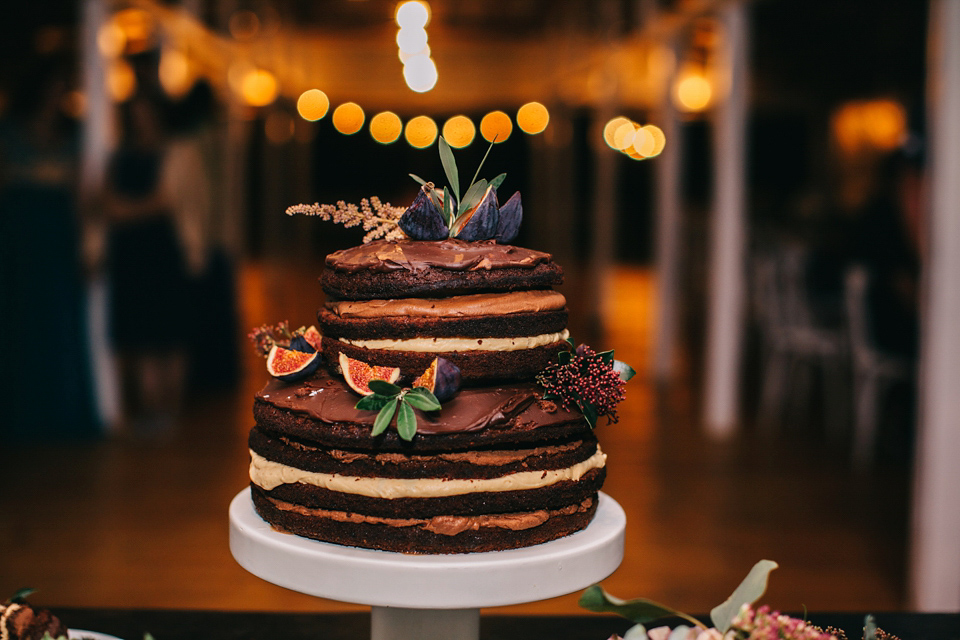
[489,172,507,191]
[457,179,488,223]
[582,402,598,428]
[438,137,460,205]
[396,399,418,441]
[404,388,441,411]
[410,173,427,186]
[709,560,779,633]
[443,186,453,226]
[356,393,393,411]
[7,587,37,604]
[614,359,637,382]
[578,585,702,629]
[469,138,497,188]
[371,397,399,436]
[368,379,402,396]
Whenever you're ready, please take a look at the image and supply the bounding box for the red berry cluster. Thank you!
[537,345,626,424]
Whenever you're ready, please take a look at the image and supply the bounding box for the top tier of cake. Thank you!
[318,238,570,383]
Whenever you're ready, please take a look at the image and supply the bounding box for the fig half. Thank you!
[339,352,402,395]
[266,345,321,382]
[451,185,499,242]
[398,184,449,240]
[412,357,462,402]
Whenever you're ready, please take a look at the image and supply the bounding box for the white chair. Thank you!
[844,265,913,469]
[754,245,849,437]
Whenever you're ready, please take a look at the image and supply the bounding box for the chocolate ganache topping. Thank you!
[325,239,554,274]
[256,369,580,435]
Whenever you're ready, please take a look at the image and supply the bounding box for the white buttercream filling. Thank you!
[336,329,570,353]
[249,446,606,498]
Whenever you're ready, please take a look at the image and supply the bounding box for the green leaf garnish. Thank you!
[468,137,496,189]
[614,359,636,382]
[355,393,394,411]
[371,397,399,436]
[368,380,402,396]
[581,402,598,429]
[458,179,488,218]
[709,560,779,633]
[443,186,454,227]
[409,173,427,186]
[404,388,442,411]
[578,585,704,629]
[488,172,507,191]
[7,588,37,604]
[438,137,460,206]
[396,400,417,441]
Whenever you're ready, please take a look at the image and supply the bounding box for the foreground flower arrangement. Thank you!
[579,560,899,640]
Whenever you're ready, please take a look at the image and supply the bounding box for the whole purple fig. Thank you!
[399,184,449,240]
[495,191,522,243]
[452,186,499,242]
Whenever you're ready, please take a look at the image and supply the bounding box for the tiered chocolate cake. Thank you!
[247,142,630,554]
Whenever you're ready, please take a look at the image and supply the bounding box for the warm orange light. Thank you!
[240,69,278,107]
[674,70,712,112]
[832,99,907,154]
[96,21,125,58]
[613,122,637,151]
[106,59,136,102]
[370,111,403,144]
[632,127,656,157]
[333,102,366,135]
[159,48,193,98]
[297,89,330,121]
[405,115,438,148]
[229,10,260,41]
[517,102,549,134]
[111,8,154,54]
[442,115,475,148]
[396,1,430,29]
[480,111,512,143]
[642,124,666,157]
[603,116,633,149]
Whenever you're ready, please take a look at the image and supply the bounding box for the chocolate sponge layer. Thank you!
[318,308,568,340]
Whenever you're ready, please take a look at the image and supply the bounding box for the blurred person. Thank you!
[102,95,189,435]
[0,53,100,440]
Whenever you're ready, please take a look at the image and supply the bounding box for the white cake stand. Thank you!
[229,487,625,640]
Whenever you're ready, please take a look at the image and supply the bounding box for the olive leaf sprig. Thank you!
[355,380,441,441]
[409,136,505,233]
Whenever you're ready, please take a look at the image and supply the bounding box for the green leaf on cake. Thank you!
[443,186,454,226]
[7,587,37,604]
[368,379,402,396]
[404,388,442,411]
[581,402,598,429]
[356,393,394,411]
[578,585,703,629]
[457,178,488,221]
[614,359,636,382]
[396,400,418,441]
[371,397,399,436]
[410,173,427,186]
[709,559,779,633]
[488,172,507,191]
[439,137,460,206]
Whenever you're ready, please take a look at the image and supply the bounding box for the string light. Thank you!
[602,116,667,160]
[297,89,330,121]
[516,102,549,134]
[405,115,438,148]
[442,115,475,148]
[480,111,513,143]
[370,111,403,144]
[332,102,365,134]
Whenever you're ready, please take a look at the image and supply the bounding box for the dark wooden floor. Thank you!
[0,260,910,616]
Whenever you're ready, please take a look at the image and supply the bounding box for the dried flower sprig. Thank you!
[248,321,293,358]
[537,342,634,428]
[286,197,407,243]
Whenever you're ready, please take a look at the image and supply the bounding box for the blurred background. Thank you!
[2,0,959,620]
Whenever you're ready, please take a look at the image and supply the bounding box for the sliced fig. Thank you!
[495,191,522,243]
[290,325,322,353]
[266,345,321,382]
[398,184,449,240]
[412,357,462,402]
[451,185,499,242]
[339,352,401,395]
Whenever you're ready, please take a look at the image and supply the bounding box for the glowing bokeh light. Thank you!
[516,102,549,134]
[396,1,430,29]
[159,48,193,98]
[398,44,430,64]
[403,54,438,93]
[603,116,633,149]
[229,10,260,41]
[632,127,656,157]
[396,27,428,54]
[297,89,330,121]
[480,111,513,143]
[332,102,366,134]
[239,69,278,107]
[674,72,712,112]
[112,8,154,54]
[613,122,637,150]
[106,59,136,102]
[96,22,125,57]
[405,115,438,148]
[442,115,476,148]
[643,124,666,157]
[370,111,403,144]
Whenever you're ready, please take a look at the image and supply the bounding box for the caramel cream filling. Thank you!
[336,329,570,353]
[325,291,567,319]
[249,446,605,498]
[267,496,593,536]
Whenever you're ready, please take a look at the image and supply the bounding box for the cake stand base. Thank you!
[229,488,625,640]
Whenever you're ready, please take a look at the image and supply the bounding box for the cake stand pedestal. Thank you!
[229,488,625,640]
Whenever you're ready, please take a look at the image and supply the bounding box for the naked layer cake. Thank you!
[246,142,631,554]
